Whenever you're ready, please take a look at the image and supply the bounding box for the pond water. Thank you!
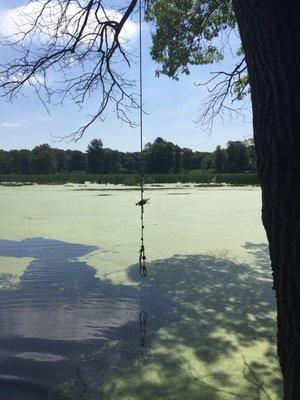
[0,185,282,399]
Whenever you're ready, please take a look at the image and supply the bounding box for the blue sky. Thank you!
[0,1,252,152]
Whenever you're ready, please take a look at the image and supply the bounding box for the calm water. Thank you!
[0,238,169,399]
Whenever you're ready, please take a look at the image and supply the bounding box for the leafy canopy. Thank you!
[145,0,249,131]
[146,0,235,79]
[0,0,248,137]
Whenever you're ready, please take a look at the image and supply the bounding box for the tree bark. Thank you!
[232,1,300,398]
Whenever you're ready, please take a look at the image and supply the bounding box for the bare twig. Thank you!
[0,0,140,140]
[196,57,250,133]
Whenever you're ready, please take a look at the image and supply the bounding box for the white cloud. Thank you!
[0,120,28,129]
[0,1,138,45]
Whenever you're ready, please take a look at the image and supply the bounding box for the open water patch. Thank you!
[0,237,170,399]
[167,193,191,196]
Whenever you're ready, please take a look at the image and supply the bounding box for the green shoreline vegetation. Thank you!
[0,171,258,186]
[1,136,258,186]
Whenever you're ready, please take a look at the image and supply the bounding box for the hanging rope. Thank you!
[137,0,148,278]
[139,310,148,361]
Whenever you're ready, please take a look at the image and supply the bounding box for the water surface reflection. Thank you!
[0,238,166,399]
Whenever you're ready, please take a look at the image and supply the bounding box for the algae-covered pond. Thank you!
[0,184,282,399]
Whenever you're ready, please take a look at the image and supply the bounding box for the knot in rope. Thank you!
[139,244,147,277]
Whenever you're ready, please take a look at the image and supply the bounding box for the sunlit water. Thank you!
[0,185,282,399]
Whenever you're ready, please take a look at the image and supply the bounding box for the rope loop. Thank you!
[139,310,148,361]
[139,310,148,344]
[139,310,148,325]
[139,245,147,277]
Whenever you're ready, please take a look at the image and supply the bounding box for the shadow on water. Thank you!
[0,238,169,400]
[0,239,282,399]
[103,243,282,400]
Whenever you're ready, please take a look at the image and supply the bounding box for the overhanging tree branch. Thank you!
[0,0,139,140]
[196,57,249,133]
[0,0,249,140]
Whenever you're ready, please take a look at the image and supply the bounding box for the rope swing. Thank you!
[136,0,148,278]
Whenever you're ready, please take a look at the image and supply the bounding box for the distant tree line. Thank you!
[0,138,256,175]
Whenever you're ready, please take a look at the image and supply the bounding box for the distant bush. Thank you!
[0,171,259,186]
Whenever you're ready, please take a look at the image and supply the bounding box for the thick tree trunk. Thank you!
[232,1,300,398]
